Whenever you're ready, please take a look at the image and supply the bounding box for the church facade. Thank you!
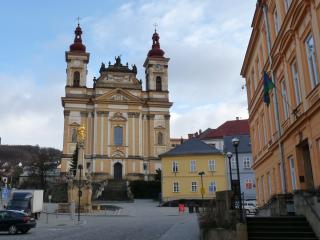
[60,24,172,181]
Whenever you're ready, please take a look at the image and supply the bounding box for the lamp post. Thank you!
[17,162,22,187]
[226,152,233,191]
[77,164,83,222]
[232,137,243,221]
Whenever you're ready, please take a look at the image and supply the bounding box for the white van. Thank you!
[243,200,256,215]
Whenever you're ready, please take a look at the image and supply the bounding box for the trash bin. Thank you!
[188,205,194,213]
[178,203,185,213]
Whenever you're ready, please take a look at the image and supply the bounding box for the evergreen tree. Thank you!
[155,168,161,182]
[70,145,78,176]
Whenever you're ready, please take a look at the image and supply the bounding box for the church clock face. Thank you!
[155,64,161,71]
[73,60,81,67]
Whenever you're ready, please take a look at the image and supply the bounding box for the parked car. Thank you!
[243,200,257,215]
[0,210,36,234]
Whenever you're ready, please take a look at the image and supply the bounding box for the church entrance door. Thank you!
[114,162,123,180]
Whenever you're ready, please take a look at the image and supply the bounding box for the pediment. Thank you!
[111,150,125,158]
[95,88,143,104]
[110,112,127,121]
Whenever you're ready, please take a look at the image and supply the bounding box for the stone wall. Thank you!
[199,191,248,240]
[294,191,320,239]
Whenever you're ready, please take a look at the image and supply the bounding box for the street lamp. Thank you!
[17,162,23,187]
[232,137,243,221]
[77,164,83,222]
[226,152,233,191]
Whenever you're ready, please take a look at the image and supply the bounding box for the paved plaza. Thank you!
[0,200,200,240]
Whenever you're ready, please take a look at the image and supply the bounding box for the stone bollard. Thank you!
[70,202,75,220]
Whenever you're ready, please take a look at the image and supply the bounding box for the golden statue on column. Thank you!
[67,124,92,213]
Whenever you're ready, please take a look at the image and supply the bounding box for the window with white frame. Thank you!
[291,61,302,105]
[289,157,297,191]
[256,178,259,200]
[306,34,319,88]
[257,121,262,150]
[245,179,253,190]
[281,80,289,120]
[208,160,216,171]
[243,157,251,169]
[267,173,272,196]
[231,157,237,169]
[285,0,292,12]
[172,161,179,172]
[209,181,217,193]
[257,57,261,78]
[191,181,197,192]
[261,175,266,202]
[273,8,280,34]
[190,160,196,172]
[173,182,179,192]
[251,70,256,90]
[262,114,267,145]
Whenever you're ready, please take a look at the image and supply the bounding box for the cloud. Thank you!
[171,102,248,138]
[86,0,254,134]
[0,0,256,149]
[0,74,64,148]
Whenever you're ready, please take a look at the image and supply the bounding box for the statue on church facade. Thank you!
[115,56,121,66]
[132,64,137,73]
[72,128,77,142]
[77,125,86,142]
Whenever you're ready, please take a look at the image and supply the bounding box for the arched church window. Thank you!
[114,126,123,145]
[73,71,80,87]
[156,76,162,91]
[158,132,163,145]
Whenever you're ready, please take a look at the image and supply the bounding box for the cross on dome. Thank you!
[147,27,165,58]
[69,22,86,52]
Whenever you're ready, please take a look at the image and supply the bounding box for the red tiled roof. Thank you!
[200,119,249,139]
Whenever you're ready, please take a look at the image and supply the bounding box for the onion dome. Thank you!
[147,30,165,58]
[69,24,86,52]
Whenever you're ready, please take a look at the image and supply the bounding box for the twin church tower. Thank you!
[60,24,172,181]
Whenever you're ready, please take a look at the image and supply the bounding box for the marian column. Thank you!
[68,125,92,212]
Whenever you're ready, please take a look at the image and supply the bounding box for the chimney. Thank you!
[199,129,202,135]
[180,137,184,144]
[236,117,239,120]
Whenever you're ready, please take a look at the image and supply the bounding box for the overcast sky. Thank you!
[0,0,256,150]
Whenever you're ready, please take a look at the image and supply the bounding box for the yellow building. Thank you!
[241,0,320,205]
[60,25,172,181]
[160,138,227,202]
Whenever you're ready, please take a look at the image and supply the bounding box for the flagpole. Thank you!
[262,4,287,193]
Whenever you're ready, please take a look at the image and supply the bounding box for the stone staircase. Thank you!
[98,180,130,201]
[247,216,318,240]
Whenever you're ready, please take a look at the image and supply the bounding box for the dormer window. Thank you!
[156,76,162,91]
[73,71,80,87]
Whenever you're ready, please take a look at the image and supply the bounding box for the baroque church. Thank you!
[60,24,172,181]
